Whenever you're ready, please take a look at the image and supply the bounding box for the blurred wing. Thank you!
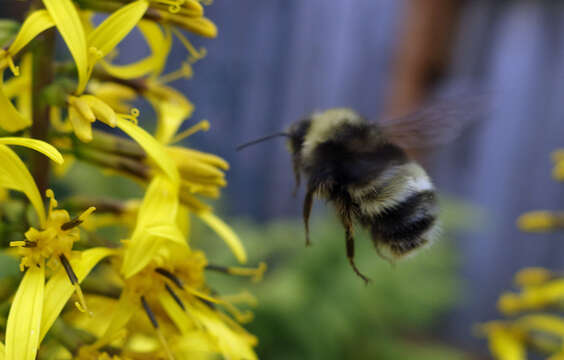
[378,95,486,150]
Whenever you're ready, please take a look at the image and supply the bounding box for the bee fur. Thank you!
[287,108,440,283]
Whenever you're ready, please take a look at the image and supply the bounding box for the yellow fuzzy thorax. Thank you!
[301,108,364,160]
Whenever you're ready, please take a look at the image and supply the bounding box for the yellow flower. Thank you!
[67,94,117,142]
[479,322,526,360]
[0,10,54,131]
[0,137,63,226]
[4,191,115,360]
[101,20,173,80]
[147,81,194,144]
[88,81,137,113]
[517,211,564,232]
[116,114,180,184]
[43,0,149,94]
[121,175,185,278]
[515,267,553,288]
[498,279,564,315]
[90,242,257,360]
[3,53,32,121]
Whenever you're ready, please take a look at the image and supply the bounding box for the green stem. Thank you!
[30,27,55,195]
[74,144,150,180]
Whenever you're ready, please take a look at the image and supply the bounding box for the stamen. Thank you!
[184,285,220,304]
[46,189,58,214]
[151,0,185,13]
[59,254,90,314]
[6,54,20,77]
[220,291,258,307]
[79,206,97,221]
[220,300,254,323]
[61,218,83,231]
[171,28,207,63]
[62,206,95,231]
[118,108,140,125]
[170,120,210,144]
[86,47,104,84]
[155,267,184,289]
[141,296,175,359]
[165,283,185,310]
[158,62,193,84]
[141,295,158,328]
[10,240,37,248]
[206,262,267,282]
[156,327,175,360]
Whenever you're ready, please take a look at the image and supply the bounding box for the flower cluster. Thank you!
[0,1,263,359]
[479,150,564,360]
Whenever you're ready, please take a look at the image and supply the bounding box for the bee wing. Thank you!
[377,95,486,149]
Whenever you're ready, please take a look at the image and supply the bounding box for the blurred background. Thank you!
[8,0,564,358]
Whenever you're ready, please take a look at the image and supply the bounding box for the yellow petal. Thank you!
[68,107,93,142]
[122,232,164,278]
[177,204,190,238]
[146,224,187,246]
[168,146,228,170]
[87,0,148,57]
[148,84,193,143]
[0,137,63,164]
[116,116,179,183]
[14,55,32,120]
[139,20,172,77]
[197,211,247,264]
[100,57,157,80]
[98,292,137,344]
[487,327,525,360]
[0,73,30,132]
[80,95,117,127]
[192,303,258,360]
[172,15,217,38]
[0,341,4,360]
[69,95,95,122]
[40,248,116,342]
[0,144,45,225]
[2,74,27,99]
[518,314,564,339]
[136,175,178,228]
[158,290,191,334]
[43,0,88,94]
[5,265,45,360]
[7,10,54,55]
[170,151,226,181]
[99,20,172,79]
[122,176,179,277]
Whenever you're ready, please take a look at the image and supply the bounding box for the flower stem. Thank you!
[30,27,55,195]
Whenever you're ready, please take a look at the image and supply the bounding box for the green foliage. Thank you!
[196,205,469,360]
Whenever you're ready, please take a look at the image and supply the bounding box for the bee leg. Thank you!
[292,159,301,197]
[341,214,370,284]
[303,187,314,247]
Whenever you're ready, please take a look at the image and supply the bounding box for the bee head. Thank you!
[286,118,312,155]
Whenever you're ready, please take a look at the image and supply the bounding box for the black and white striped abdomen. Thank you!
[348,162,440,257]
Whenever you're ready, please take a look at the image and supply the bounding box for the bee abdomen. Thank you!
[370,190,439,257]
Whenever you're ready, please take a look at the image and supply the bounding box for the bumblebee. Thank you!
[238,99,478,283]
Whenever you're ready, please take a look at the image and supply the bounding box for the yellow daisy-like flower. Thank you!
[67,94,118,142]
[0,9,54,132]
[0,1,261,358]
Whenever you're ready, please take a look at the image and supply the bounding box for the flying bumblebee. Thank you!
[238,97,480,283]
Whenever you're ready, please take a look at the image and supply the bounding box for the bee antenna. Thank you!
[236,132,291,151]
